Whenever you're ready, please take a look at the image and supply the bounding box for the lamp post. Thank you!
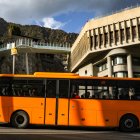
[11,43,18,74]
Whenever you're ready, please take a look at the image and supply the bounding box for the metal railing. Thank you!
[0,38,71,53]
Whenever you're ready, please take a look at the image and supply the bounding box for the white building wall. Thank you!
[71,6,140,78]
[78,63,93,76]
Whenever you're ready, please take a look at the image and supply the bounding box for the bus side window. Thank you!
[12,88,16,96]
[59,80,69,98]
[28,88,36,96]
[85,92,90,98]
[129,88,135,100]
[118,88,129,100]
[46,80,56,98]
[70,85,80,98]
[25,79,45,97]
[1,87,7,96]
[30,88,37,96]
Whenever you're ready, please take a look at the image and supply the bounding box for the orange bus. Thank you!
[0,72,140,132]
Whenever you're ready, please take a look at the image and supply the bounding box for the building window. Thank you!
[114,72,128,77]
[46,80,56,98]
[113,56,127,65]
[85,70,87,75]
[115,30,119,42]
[132,57,140,66]
[138,25,140,37]
[105,33,108,44]
[120,29,124,41]
[98,62,107,72]
[132,26,137,39]
[110,31,113,43]
[95,35,98,47]
[90,36,93,47]
[99,34,103,46]
[134,72,140,78]
[126,27,130,40]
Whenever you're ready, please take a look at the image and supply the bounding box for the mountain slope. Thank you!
[0,18,78,74]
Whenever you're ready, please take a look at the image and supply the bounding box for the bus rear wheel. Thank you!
[11,111,29,128]
[119,114,139,132]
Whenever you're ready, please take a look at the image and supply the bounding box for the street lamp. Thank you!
[11,43,18,74]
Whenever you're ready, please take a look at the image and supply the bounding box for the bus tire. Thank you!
[11,111,29,128]
[119,114,139,132]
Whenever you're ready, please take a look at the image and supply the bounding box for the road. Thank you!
[0,124,140,140]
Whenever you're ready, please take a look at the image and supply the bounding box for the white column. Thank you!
[127,54,133,78]
[12,55,16,74]
[108,56,113,98]
[87,31,91,50]
[107,56,112,77]
[89,63,93,76]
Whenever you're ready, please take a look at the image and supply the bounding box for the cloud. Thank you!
[42,17,65,29]
[0,0,139,27]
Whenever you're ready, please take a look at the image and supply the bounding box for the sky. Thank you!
[0,0,140,33]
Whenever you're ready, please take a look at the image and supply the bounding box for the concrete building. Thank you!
[71,6,140,78]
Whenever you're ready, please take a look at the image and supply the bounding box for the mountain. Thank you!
[0,18,77,44]
[0,18,78,74]
[0,18,8,44]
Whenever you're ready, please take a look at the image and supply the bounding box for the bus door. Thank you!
[57,80,69,125]
[45,80,56,125]
[45,80,70,126]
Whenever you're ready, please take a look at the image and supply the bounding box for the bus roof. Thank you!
[0,72,79,79]
[0,72,140,81]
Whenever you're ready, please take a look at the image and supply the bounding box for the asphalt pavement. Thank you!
[0,123,140,140]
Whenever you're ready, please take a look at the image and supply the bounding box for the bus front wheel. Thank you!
[119,114,139,132]
[11,111,29,128]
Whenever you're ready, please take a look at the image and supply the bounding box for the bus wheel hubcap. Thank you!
[16,115,24,124]
[124,119,133,128]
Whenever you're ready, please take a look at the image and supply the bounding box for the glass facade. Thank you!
[114,72,128,77]
[98,62,107,72]
[112,56,127,65]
